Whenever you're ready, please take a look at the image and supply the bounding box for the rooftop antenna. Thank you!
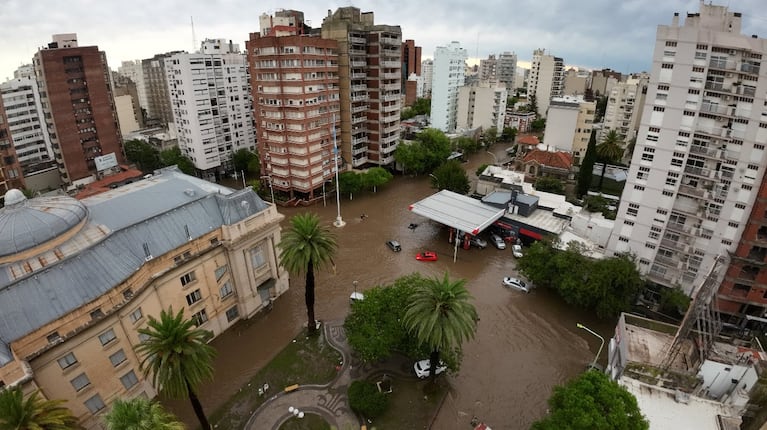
[191,16,197,51]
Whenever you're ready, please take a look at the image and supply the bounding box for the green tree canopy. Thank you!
[338,171,363,200]
[136,308,215,430]
[278,213,337,335]
[528,94,539,116]
[531,118,546,132]
[534,177,565,194]
[394,128,452,174]
[394,142,426,174]
[483,127,499,148]
[532,371,648,430]
[596,130,624,191]
[400,98,431,120]
[454,136,479,155]
[361,167,393,193]
[104,397,184,430]
[160,147,195,175]
[577,130,598,197]
[501,126,518,142]
[232,149,259,174]
[431,160,470,194]
[0,387,81,430]
[124,139,162,172]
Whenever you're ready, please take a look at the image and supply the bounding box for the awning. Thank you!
[409,190,506,235]
[519,228,543,240]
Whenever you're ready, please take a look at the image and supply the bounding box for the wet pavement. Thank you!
[166,146,617,429]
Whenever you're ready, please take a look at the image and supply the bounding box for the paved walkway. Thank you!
[243,320,366,429]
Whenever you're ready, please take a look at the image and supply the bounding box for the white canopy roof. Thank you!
[409,190,506,235]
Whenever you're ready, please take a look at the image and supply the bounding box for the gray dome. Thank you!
[0,191,88,257]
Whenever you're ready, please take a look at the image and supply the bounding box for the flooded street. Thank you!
[166,148,618,429]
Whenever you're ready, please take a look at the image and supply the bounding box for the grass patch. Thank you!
[209,329,343,429]
[279,413,331,430]
[367,378,447,430]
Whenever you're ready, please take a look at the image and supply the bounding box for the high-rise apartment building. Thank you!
[0,93,23,194]
[607,4,767,303]
[33,34,124,188]
[479,54,498,84]
[526,48,564,117]
[247,11,340,202]
[456,85,507,133]
[117,60,148,118]
[601,73,649,144]
[142,53,179,127]
[1,76,54,176]
[165,39,255,180]
[321,7,403,168]
[111,72,143,135]
[430,41,467,133]
[480,52,517,90]
[542,96,595,162]
[421,59,434,98]
[402,39,422,106]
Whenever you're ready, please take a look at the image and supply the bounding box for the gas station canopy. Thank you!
[409,190,506,235]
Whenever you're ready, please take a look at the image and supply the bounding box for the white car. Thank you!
[512,244,523,258]
[413,359,447,379]
[503,277,530,293]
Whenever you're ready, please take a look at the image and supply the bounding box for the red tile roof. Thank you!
[74,166,145,199]
[517,135,540,146]
[522,150,573,170]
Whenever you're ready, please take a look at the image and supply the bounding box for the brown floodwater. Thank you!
[165,147,617,429]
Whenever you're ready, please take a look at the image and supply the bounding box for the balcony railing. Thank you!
[684,165,710,177]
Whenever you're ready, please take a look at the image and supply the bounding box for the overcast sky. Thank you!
[2,0,766,82]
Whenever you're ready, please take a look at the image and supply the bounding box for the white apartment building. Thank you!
[543,95,595,162]
[526,48,564,118]
[601,73,650,145]
[456,85,507,133]
[165,39,256,179]
[498,52,517,90]
[607,4,767,293]
[117,60,148,117]
[0,77,53,174]
[421,59,433,98]
[430,42,467,132]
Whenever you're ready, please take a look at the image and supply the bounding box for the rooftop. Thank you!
[409,190,505,235]
[522,149,573,170]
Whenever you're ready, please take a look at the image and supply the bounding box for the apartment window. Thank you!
[639,259,650,266]
[84,394,105,414]
[618,236,629,243]
[662,190,674,196]
[120,370,139,390]
[186,289,203,306]
[722,239,733,246]
[57,352,78,370]
[645,243,656,249]
[214,265,228,281]
[642,153,654,162]
[748,164,760,171]
[138,333,151,343]
[70,373,91,392]
[109,349,127,367]
[665,41,677,47]
[665,175,678,186]
[250,245,267,270]
[728,222,739,228]
[191,309,208,327]
[637,166,650,180]
[634,185,645,191]
[735,203,746,209]
[127,307,143,324]
[627,203,639,217]
[649,230,660,239]
[98,329,116,346]
[649,127,661,133]
[688,89,700,95]
[656,85,669,92]
[661,63,674,69]
[657,209,668,215]
[756,144,765,150]
[180,271,196,286]
[90,309,104,320]
[226,305,240,322]
[683,110,695,116]
[653,106,665,112]
[743,185,753,191]
[47,332,61,344]
[624,220,635,226]
[219,282,234,299]
[122,289,133,300]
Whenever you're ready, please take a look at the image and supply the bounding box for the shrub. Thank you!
[348,380,389,419]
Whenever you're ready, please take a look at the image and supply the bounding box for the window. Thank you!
[129,308,143,323]
[722,239,733,246]
[634,185,645,191]
[226,305,240,322]
[192,309,208,326]
[47,332,61,344]
[642,153,654,162]
[84,394,105,413]
[109,349,127,367]
[180,271,196,286]
[665,41,677,47]
[120,370,139,390]
[662,190,674,196]
[138,333,151,342]
[624,220,635,226]
[728,222,739,228]
[736,203,746,209]
[90,309,104,320]
[645,243,656,249]
[214,265,228,281]
[637,166,650,180]
[653,106,665,112]
[657,209,668,215]
[619,236,629,242]
[98,329,116,346]
[627,203,639,217]
[661,63,674,69]
[122,289,133,300]
[57,352,78,370]
[219,282,234,299]
[70,373,91,391]
[250,245,267,270]
[186,289,203,306]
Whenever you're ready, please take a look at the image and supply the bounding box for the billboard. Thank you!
[94,153,118,171]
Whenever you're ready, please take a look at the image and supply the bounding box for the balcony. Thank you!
[382,61,399,68]
[740,63,760,75]
[704,82,732,94]
[683,165,710,178]
[352,84,367,92]
[352,95,368,102]
[383,94,400,102]
[352,146,367,156]
[349,36,366,44]
[382,72,399,79]
[708,59,736,71]
[352,115,366,124]
[351,61,366,68]
[352,136,368,145]
[351,73,367,79]
[654,254,678,268]
[660,238,687,252]
[689,144,718,157]
[352,105,368,114]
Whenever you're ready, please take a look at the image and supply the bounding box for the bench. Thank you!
[284,384,299,393]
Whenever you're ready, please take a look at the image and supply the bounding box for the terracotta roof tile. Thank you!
[517,135,540,146]
[522,150,573,170]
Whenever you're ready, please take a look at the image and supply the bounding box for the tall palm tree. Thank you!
[136,308,215,430]
[104,397,185,430]
[403,273,478,380]
[0,387,81,430]
[278,213,338,335]
[596,130,624,191]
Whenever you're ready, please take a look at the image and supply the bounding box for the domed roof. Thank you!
[0,190,88,257]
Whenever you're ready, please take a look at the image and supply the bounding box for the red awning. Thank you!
[519,228,543,240]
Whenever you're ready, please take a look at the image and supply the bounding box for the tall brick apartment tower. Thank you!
[247,11,341,202]
[34,34,124,188]
[0,95,24,196]
[402,39,422,106]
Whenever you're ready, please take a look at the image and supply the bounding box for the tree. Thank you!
[278,213,338,335]
[0,387,81,430]
[534,177,564,194]
[104,397,184,430]
[232,149,258,175]
[594,95,609,123]
[475,163,490,178]
[361,167,393,193]
[455,136,479,155]
[417,128,452,171]
[658,286,691,317]
[532,371,648,430]
[531,118,546,132]
[136,308,216,430]
[338,171,362,200]
[577,130,598,197]
[124,139,161,172]
[394,142,427,174]
[431,160,470,194]
[159,147,195,175]
[501,126,518,143]
[403,273,478,381]
[247,156,261,177]
[483,127,498,148]
[596,130,624,191]
[528,94,539,116]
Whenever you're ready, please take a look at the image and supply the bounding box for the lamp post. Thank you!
[429,173,440,190]
[260,175,275,204]
[331,114,345,228]
[486,150,498,166]
[577,323,604,370]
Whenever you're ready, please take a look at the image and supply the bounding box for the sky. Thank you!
[1,0,767,82]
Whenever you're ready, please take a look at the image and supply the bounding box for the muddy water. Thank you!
[166,147,617,429]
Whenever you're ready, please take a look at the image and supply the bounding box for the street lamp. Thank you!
[331,114,345,228]
[429,173,440,190]
[486,151,498,165]
[577,323,604,370]
[260,175,275,204]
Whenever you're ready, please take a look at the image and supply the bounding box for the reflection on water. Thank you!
[166,148,617,429]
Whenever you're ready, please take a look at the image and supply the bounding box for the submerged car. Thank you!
[503,277,531,293]
[416,251,438,261]
[413,359,448,379]
[386,240,402,252]
[512,244,523,258]
[490,234,506,250]
[469,236,487,249]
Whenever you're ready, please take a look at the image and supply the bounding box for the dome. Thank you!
[0,190,88,257]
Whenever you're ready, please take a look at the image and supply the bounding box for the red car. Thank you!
[416,251,438,261]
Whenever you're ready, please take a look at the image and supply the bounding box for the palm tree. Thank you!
[0,387,81,430]
[136,308,215,430]
[104,397,184,430]
[403,273,478,381]
[278,213,338,335]
[596,130,624,191]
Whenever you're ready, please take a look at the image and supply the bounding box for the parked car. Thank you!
[490,234,506,250]
[502,277,531,293]
[413,359,448,379]
[416,251,438,261]
[386,240,402,252]
[469,236,487,249]
[512,244,523,258]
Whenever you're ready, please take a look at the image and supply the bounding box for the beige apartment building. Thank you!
[542,95,595,163]
[0,167,287,428]
[601,73,649,149]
